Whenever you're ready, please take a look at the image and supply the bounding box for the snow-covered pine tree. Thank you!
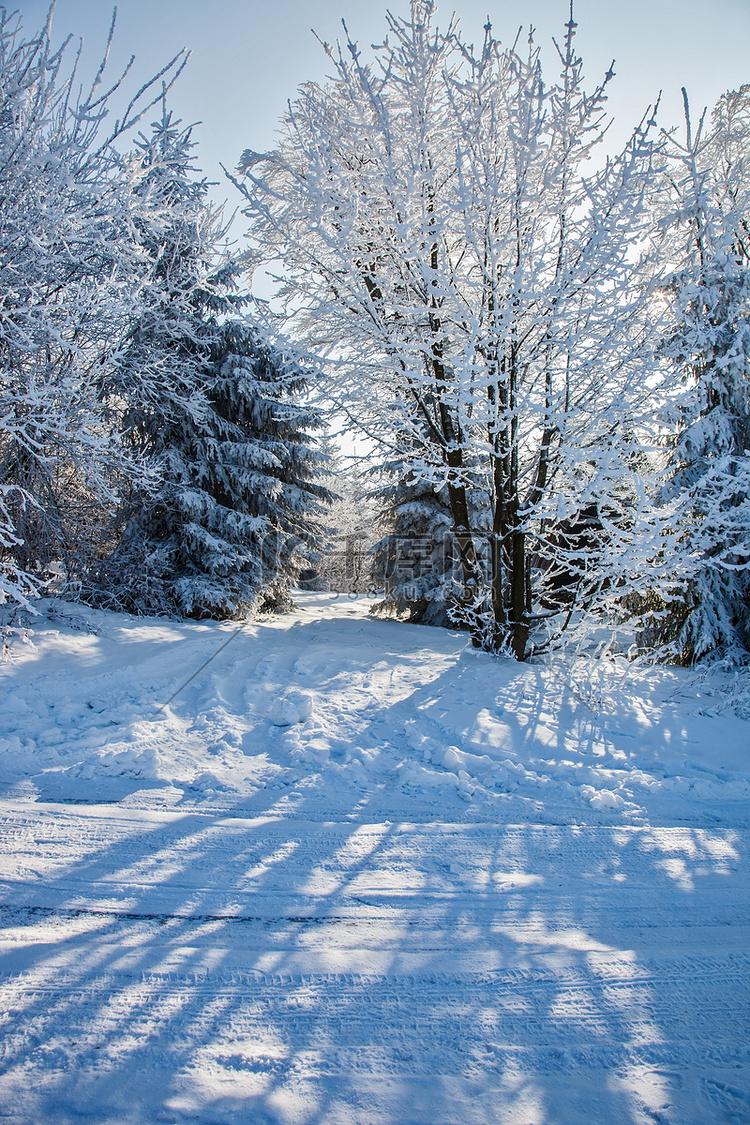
[87,103,230,613]
[0,9,185,607]
[193,319,332,616]
[655,89,750,663]
[371,418,490,625]
[372,466,455,624]
[91,107,330,618]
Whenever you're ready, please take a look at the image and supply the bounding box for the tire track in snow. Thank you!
[0,805,747,1123]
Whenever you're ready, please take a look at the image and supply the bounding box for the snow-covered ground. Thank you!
[0,593,748,1124]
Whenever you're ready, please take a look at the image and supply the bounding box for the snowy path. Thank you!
[0,595,748,1123]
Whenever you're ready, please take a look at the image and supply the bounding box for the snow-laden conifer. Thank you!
[91,108,330,617]
[372,474,455,625]
[372,424,490,624]
[654,89,750,662]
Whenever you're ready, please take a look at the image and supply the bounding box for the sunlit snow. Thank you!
[0,593,747,1124]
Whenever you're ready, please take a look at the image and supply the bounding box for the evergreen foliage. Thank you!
[90,110,330,618]
[655,89,750,663]
[372,471,455,625]
[372,424,488,624]
[99,317,330,618]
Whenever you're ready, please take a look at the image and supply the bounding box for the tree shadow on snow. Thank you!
[0,612,747,1124]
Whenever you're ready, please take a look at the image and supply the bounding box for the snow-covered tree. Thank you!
[654,89,750,663]
[0,7,185,605]
[317,443,379,595]
[90,108,330,618]
[372,468,456,625]
[97,319,331,618]
[371,421,486,624]
[235,1,667,657]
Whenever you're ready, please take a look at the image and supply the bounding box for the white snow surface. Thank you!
[0,592,748,1124]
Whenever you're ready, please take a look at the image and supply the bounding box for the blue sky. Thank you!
[14,0,750,208]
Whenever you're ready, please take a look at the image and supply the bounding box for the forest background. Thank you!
[2,0,750,667]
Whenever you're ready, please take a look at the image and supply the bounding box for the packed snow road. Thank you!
[0,594,748,1124]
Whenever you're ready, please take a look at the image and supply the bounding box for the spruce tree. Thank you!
[657,90,750,662]
[372,423,460,624]
[91,108,329,617]
[372,473,455,625]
